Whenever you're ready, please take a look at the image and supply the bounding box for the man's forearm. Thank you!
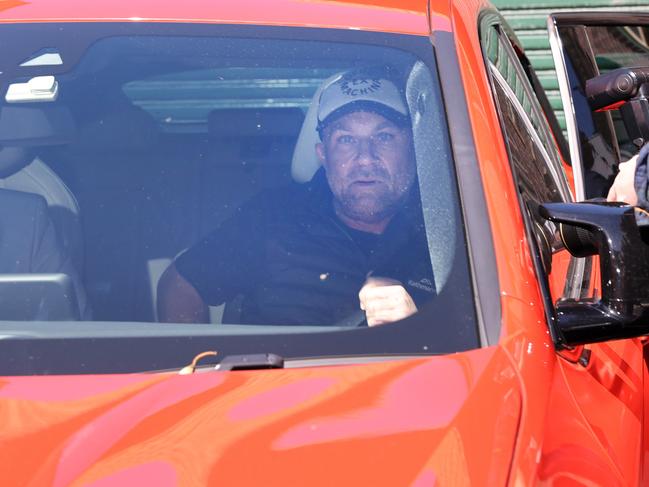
[157,263,209,323]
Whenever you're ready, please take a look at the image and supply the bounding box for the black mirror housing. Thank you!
[585,66,649,148]
[540,201,649,345]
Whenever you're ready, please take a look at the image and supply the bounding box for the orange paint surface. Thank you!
[0,350,523,486]
[0,0,645,484]
[0,0,436,35]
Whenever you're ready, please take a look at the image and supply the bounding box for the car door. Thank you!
[547,13,649,483]
[481,12,644,485]
[548,13,649,200]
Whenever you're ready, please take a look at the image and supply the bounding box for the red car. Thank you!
[1,0,648,485]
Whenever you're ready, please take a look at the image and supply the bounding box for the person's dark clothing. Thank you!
[635,143,649,211]
[175,170,435,325]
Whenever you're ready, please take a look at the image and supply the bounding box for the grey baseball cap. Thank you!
[316,70,409,133]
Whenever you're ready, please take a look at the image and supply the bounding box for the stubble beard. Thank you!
[334,183,408,225]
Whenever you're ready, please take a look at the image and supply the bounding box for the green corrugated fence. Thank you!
[493,0,649,130]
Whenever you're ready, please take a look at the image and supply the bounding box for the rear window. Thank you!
[0,23,477,373]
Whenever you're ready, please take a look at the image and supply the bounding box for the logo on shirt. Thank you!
[408,277,435,293]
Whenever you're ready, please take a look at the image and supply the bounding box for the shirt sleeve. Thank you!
[174,201,266,306]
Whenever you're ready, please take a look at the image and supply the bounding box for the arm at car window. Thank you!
[157,262,209,323]
[607,153,639,206]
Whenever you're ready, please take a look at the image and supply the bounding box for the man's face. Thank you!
[316,110,415,225]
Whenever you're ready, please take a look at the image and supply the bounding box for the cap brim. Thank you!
[318,100,410,133]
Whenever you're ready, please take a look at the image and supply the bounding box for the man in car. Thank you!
[158,69,434,326]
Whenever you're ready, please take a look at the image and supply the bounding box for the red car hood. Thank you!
[0,346,521,486]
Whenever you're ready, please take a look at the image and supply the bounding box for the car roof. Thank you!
[0,0,452,36]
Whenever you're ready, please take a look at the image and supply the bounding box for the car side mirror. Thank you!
[540,201,649,345]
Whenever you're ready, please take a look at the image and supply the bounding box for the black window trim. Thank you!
[489,63,572,202]
[478,9,576,349]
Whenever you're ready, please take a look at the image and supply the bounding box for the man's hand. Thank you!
[358,276,417,327]
[607,155,639,205]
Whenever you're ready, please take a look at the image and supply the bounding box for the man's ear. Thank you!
[315,142,327,167]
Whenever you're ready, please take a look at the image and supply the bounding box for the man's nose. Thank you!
[355,137,378,164]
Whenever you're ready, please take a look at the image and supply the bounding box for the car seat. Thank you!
[291,73,342,183]
[0,106,83,274]
[62,102,165,322]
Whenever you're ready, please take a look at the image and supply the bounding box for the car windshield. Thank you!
[0,23,478,374]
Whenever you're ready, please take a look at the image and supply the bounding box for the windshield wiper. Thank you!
[179,351,284,374]
[217,353,285,371]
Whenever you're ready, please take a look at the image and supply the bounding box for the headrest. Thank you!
[0,146,33,178]
[291,72,342,183]
[0,105,76,146]
[208,108,304,137]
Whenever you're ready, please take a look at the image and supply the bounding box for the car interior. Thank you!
[39,99,307,322]
[0,28,461,325]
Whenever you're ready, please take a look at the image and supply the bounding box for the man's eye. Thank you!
[338,135,355,144]
[375,132,395,143]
